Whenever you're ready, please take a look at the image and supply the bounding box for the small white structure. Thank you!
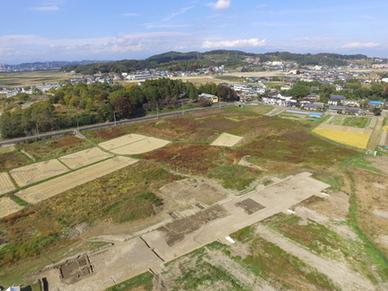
[199,93,219,103]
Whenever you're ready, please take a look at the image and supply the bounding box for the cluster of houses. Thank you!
[260,93,386,116]
[0,83,60,98]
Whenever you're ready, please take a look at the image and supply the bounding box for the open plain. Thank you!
[0,106,387,290]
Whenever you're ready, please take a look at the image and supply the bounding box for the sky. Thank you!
[1,0,388,63]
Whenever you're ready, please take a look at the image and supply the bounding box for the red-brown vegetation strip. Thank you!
[142,144,229,174]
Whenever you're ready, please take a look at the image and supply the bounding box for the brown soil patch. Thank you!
[51,135,83,149]
[298,192,350,220]
[159,178,227,207]
[160,205,227,246]
[236,199,265,214]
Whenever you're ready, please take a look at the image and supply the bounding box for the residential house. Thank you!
[328,95,346,106]
[199,93,219,103]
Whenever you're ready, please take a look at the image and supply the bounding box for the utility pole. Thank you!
[113,111,117,126]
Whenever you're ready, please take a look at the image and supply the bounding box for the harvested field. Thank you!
[0,197,24,218]
[211,132,243,147]
[59,147,113,170]
[10,159,69,187]
[16,156,138,204]
[99,134,170,155]
[0,173,16,195]
[313,124,372,149]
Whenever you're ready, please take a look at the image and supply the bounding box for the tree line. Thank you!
[284,80,388,102]
[0,79,238,138]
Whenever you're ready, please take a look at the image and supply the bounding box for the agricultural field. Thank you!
[0,173,16,195]
[0,148,32,172]
[0,197,24,219]
[16,156,137,204]
[59,147,113,170]
[10,159,69,187]
[329,116,371,128]
[0,161,179,285]
[16,135,93,162]
[313,124,372,149]
[99,134,170,156]
[0,106,387,290]
[0,71,76,87]
[211,132,243,147]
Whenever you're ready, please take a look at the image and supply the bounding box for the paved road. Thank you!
[0,104,230,146]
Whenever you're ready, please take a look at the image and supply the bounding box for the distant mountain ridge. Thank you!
[1,50,380,73]
[62,50,376,74]
[0,60,101,72]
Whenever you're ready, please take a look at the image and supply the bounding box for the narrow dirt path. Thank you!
[265,107,286,117]
[368,116,384,150]
[255,225,374,291]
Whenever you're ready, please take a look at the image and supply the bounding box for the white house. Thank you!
[199,93,219,103]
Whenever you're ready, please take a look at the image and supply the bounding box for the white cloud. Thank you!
[0,32,191,62]
[202,38,266,49]
[31,4,60,11]
[212,0,231,10]
[163,5,194,22]
[342,42,380,49]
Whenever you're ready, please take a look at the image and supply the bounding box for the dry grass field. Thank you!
[59,147,113,170]
[211,132,243,147]
[16,156,138,204]
[16,135,93,162]
[0,197,24,219]
[0,71,76,87]
[313,124,372,149]
[99,134,170,155]
[10,159,69,187]
[0,173,16,195]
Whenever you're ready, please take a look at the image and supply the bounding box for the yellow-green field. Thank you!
[313,125,372,149]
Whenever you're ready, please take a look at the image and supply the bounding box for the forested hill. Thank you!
[63,50,371,74]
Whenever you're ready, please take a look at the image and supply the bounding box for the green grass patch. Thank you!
[347,173,388,281]
[330,116,370,128]
[264,213,383,282]
[241,236,339,290]
[208,164,259,190]
[231,226,256,242]
[341,155,380,174]
[106,272,154,291]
